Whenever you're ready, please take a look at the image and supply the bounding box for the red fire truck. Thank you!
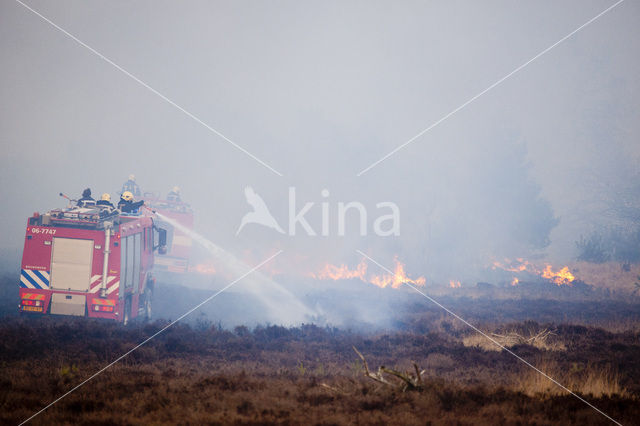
[19,199,167,324]
[143,194,193,273]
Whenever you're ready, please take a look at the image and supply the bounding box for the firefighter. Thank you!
[118,191,144,213]
[77,188,95,207]
[167,186,181,202]
[121,174,141,197]
[96,193,115,208]
[118,191,133,209]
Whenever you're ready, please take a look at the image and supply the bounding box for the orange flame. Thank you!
[511,277,519,286]
[311,257,426,289]
[312,259,367,281]
[492,258,575,286]
[449,280,461,288]
[492,258,532,273]
[541,265,575,285]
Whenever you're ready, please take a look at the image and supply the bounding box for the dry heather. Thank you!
[571,261,640,293]
[516,360,628,398]
[462,327,566,352]
[1,317,639,424]
[5,358,636,425]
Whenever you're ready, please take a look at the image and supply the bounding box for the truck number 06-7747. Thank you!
[30,228,57,235]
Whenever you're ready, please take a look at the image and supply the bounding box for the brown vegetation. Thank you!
[462,327,566,352]
[516,360,627,398]
[570,261,640,293]
[2,272,640,424]
[1,317,638,425]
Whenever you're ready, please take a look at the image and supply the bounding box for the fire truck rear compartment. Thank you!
[50,293,86,316]
[50,237,94,291]
[21,204,167,322]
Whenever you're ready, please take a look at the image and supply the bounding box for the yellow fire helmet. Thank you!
[121,191,134,201]
[101,193,111,201]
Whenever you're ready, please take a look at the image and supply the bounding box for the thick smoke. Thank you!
[1,1,639,323]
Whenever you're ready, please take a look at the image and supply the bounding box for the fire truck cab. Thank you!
[19,202,167,324]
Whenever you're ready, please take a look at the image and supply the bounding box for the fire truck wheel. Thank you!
[123,297,131,325]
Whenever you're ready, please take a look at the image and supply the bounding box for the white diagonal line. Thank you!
[25,270,44,288]
[20,276,35,289]
[357,0,625,176]
[19,250,283,425]
[106,281,119,295]
[14,0,283,177]
[355,249,622,426]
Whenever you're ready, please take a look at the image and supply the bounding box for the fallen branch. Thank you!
[352,346,425,391]
[490,328,555,347]
[352,346,393,386]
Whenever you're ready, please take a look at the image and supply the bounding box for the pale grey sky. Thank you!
[1,0,638,280]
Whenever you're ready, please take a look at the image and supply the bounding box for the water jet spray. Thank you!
[152,211,314,325]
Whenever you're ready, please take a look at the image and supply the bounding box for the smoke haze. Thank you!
[2,0,639,290]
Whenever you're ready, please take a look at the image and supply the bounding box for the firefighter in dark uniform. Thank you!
[118,191,144,213]
[121,174,141,197]
[96,193,115,208]
[77,188,95,207]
